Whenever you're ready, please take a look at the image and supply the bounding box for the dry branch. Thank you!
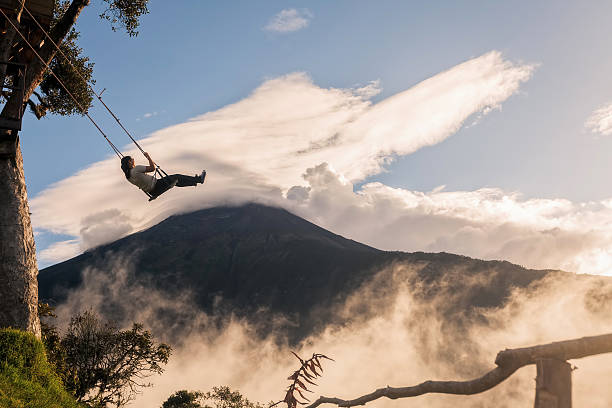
[305,333,612,408]
[274,353,333,408]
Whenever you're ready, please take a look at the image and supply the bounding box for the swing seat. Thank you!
[147,178,177,201]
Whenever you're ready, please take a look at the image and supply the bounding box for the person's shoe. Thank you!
[198,170,206,184]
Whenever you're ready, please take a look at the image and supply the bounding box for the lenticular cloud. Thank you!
[36,51,595,275]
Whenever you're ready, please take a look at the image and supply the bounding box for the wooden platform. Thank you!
[0,0,54,27]
[0,0,53,18]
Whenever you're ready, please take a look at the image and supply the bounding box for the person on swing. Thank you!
[120,152,206,199]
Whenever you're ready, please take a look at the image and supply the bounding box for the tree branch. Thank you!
[0,0,91,120]
[26,98,44,119]
[495,333,612,367]
[31,90,45,104]
[305,333,612,408]
[22,0,91,100]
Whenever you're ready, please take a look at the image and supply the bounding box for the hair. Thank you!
[120,156,132,179]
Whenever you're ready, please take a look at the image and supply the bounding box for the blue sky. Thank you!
[22,1,612,199]
[21,1,612,272]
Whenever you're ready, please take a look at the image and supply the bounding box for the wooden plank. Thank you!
[0,0,53,19]
[0,130,17,157]
[0,141,17,157]
[0,1,17,12]
[0,117,22,130]
[534,359,572,408]
[26,0,54,18]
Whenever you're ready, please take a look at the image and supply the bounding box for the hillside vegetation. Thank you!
[0,329,82,408]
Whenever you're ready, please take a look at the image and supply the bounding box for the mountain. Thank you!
[38,204,566,341]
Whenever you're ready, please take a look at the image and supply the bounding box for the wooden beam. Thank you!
[304,333,612,408]
[534,359,572,408]
[0,129,16,157]
[0,117,21,130]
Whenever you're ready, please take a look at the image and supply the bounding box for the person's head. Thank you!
[120,156,134,179]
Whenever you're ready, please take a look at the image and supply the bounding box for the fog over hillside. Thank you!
[43,222,612,407]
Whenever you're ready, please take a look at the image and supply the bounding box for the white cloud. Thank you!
[264,9,313,33]
[352,80,382,99]
[585,102,612,136]
[136,111,164,121]
[286,163,612,275]
[32,51,539,268]
[38,239,80,264]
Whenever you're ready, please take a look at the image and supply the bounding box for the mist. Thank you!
[47,254,612,408]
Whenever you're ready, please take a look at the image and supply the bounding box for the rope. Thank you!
[22,5,149,156]
[0,7,124,159]
[1,7,174,199]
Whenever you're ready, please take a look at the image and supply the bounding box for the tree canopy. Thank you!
[162,387,266,408]
[15,0,150,119]
[40,308,171,408]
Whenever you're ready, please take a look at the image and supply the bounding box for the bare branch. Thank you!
[305,365,518,408]
[277,353,333,408]
[31,91,45,104]
[495,333,612,367]
[26,98,44,119]
[305,333,612,408]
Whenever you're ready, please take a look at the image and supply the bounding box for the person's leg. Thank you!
[149,173,203,197]
[172,174,201,187]
[150,175,178,197]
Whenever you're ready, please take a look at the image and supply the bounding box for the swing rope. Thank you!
[22,5,155,163]
[0,7,174,200]
[4,6,170,178]
[0,7,125,159]
[0,9,162,199]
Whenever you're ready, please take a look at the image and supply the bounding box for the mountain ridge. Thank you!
[38,203,570,341]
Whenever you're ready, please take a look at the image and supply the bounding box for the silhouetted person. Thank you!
[120,152,205,200]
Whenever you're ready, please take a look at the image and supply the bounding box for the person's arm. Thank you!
[143,152,156,172]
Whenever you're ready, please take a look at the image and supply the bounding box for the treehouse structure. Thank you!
[0,0,54,157]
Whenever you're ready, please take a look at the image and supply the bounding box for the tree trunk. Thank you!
[0,142,40,337]
[534,359,572,408]
[0,0,90,337]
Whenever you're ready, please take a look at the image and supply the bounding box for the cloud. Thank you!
[585,102,612,136]
[49,257,612,408]
[352,80,382,99]
[79,209,134,248]
[38,239,80,264]
[287,163,612,275]
[136,111,164,121]
[31,51,535,266]
[264,9,313,33]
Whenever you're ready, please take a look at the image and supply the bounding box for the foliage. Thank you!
[37,27,94,117]
[25,0,150,118]
[39,302,70,387]
[0,328,84,407]
[162,386,267,408]
[202,386,266,408]
[276,353,333,408]
[162,389,205,408]
[99,0,150,37]
[39,307,171,408]
[28,1,94,118]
